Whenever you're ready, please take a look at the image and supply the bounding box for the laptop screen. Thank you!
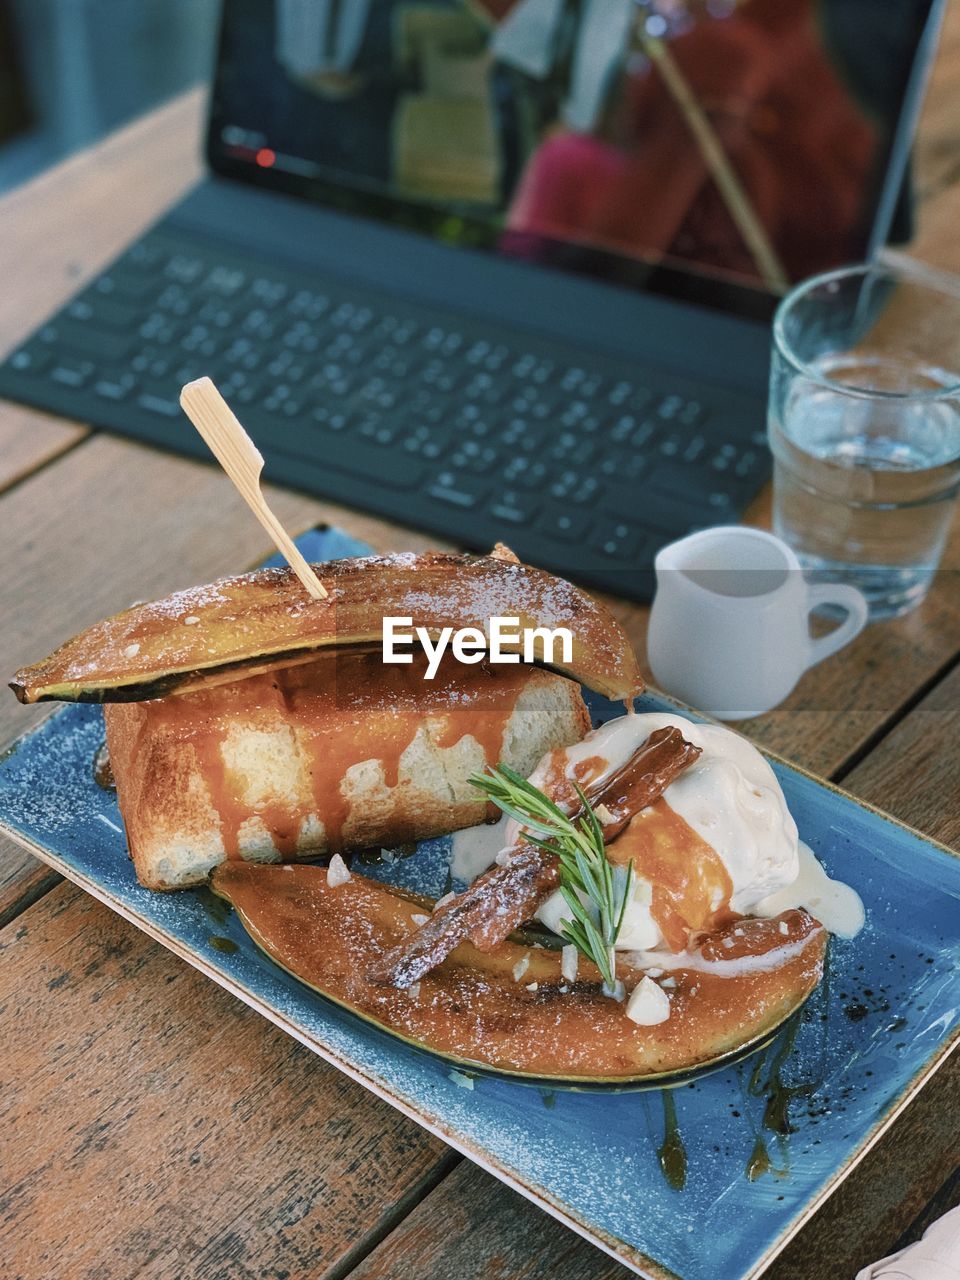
[208,0,936,317]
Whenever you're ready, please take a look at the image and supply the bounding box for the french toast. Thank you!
[105,651,590,889]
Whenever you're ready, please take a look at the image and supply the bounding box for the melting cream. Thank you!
[450,815,509,884]
[525,714,801,911]
[624,933,819,979]
[525,713,802,949]
[756,841,865,939]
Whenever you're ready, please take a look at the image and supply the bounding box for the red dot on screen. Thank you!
[255,148,276,168]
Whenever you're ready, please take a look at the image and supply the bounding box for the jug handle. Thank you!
[805,584,869,670]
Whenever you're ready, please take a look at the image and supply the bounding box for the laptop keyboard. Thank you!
[0,226,770,599]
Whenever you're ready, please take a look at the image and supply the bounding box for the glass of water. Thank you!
[769,262,960,619]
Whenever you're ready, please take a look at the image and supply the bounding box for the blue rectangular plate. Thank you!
[1,527,958,1280]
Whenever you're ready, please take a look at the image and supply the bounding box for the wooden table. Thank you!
[2,17,959,1275]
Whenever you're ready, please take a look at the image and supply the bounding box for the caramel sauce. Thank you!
[746,1136,773,1182]
[540,750,606,810]
[605,801,735,952]
[190,722,245,859]
[151,651,530,858]
[658,1089,687,1191]
[573,754,607,787]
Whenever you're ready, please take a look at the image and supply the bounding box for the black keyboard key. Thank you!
[681,434,708,463]
[603,479,702,532]
[7,347,51,376]
[428,472,489,508]
[647,462,703,497]
[164,254,204,284]
[733,448,766,478]
[306,439,424,488]
[50,359,94,388]
[569,475,602,505]
[589,519,646,559]
[449,442,498,473]
[268,432,422,486]
[597,452,647,481]
[503,457,550,489]
[67,296,142,329]
[204,265,246,295]
[94,375,136,401]
[98,271,161,300]
[123,240,165,271]
[536,509,592,542]
[136,392,181,418]
[488,491,539,525]
[54,322,135,362]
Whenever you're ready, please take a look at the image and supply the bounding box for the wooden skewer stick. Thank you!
[638,27,789,293]
[179,377,329,600]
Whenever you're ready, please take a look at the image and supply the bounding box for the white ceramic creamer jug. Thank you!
[648,526,868,720]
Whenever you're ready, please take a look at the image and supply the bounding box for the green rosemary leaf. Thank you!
[468,763,632,992]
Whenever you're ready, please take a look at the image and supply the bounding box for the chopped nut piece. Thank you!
[327,854,351,887]
[625,976,670,1025]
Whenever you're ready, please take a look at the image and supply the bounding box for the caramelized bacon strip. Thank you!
[369,727,701,988]
[370,845,559,989]
[580,726,702,841]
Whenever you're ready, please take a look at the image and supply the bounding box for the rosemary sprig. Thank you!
[469,763,632,989]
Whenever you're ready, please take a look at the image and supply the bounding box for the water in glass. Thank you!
[770,353,960,618]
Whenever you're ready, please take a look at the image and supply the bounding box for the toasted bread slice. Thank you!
[106,652,590,890]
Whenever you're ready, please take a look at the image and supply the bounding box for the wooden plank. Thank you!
[0,433,450,924]
[0,91,207,489]
[841,658,960,847]
[0,883,453,1280]
[0,90,206,360]
[0,405,85,495]
[347,1159,626,1280]
[892,1167,960,1254]
[900,174,960,276]
[913,0,960,203]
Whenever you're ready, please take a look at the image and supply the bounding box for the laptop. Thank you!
[0,0,944,599]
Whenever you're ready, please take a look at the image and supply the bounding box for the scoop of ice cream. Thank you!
[526,712,801,952]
